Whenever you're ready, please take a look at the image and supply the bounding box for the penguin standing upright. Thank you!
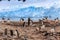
[5,29,8,35]
[28,18,30,26]
[2,17,5,24]
[16,30,19,38]
[7,18,10,23]
[10,30,13,36]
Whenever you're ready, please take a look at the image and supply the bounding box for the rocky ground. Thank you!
[0,22,60,40]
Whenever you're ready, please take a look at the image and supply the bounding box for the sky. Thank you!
[0,0,60,12]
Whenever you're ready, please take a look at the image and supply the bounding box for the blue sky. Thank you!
[0,0,60,12]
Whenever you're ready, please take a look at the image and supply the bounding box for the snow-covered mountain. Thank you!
[0,6,60,20]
